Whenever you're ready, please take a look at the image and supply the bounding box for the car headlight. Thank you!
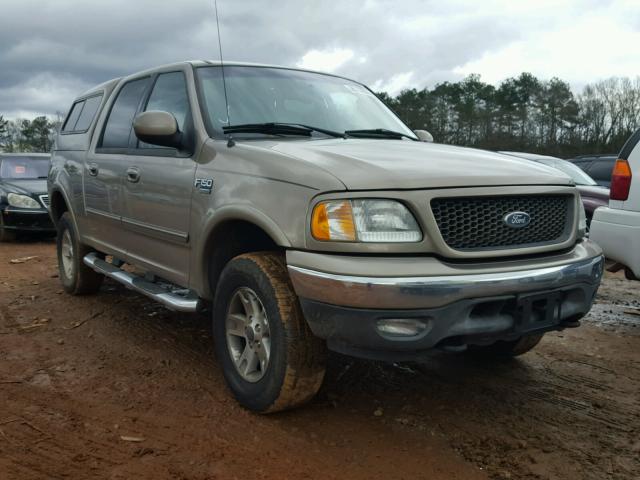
[7,193,41,209]
[311,199,422,242]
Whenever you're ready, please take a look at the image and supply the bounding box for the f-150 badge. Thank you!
[194,178,213,194]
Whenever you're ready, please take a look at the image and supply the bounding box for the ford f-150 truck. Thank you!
[48,61,604,412]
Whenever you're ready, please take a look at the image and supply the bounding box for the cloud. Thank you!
[297,48,356,72]
[0,0,638,119]
[453,7,640,87]
[371,72,416,96]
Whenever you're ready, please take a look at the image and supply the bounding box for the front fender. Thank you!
[189,205,292,299]
[201,205,292,247]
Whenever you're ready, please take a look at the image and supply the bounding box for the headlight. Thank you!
[311,199,422,242]
[7,193,41,209]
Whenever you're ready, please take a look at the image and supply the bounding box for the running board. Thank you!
[83,253,202,312]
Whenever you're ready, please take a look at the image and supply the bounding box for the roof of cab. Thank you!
[83,60,364,97]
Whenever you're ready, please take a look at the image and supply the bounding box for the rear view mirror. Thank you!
[414,130,434,142]
[133,111,183,149]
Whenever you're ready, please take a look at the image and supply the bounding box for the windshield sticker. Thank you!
[15,166,26,174]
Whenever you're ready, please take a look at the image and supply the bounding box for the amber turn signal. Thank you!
[311,200,356,241]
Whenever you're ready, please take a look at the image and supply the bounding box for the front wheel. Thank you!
[213,252,326,413]
[468,333,544,358]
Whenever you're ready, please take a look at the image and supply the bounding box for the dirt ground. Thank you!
[1,238,638,480]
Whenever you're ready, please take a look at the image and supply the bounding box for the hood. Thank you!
[268,139,573,190]
[1,179,48,196]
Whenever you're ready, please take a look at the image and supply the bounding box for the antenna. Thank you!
[214,0,232,138]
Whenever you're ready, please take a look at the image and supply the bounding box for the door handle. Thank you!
[126,167,141,183]
[87,163,99,176]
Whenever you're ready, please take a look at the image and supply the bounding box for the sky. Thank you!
[1,0,639,119]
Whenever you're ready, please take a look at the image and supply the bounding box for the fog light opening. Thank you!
[376,318,428,338]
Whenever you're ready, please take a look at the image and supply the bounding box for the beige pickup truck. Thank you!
[48,61,604,412]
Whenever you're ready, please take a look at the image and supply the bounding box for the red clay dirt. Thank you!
[1,238,638,479]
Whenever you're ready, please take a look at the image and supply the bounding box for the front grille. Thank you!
[431,195,572,251]
[39,195,50,209]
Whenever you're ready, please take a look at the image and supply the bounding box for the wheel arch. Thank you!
[199,207,291,299]
[49,187,74,228]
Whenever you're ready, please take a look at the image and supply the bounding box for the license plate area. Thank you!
[513,291,563,333]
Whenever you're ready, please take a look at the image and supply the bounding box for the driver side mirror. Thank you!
[414,130,434,142]
[133,111,183,149]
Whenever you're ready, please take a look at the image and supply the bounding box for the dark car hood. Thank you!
[1,179,48,195]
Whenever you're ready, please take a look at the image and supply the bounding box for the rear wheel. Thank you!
[213,252,326,413]
[469,333,544,358]
[0,215,17,242]
[56,212,104,295]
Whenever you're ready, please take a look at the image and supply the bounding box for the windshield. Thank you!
[196,66,415,138]
[0,157,50,180]
[540,159,597,186]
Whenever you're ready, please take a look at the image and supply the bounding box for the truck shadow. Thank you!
[96,277,538,409]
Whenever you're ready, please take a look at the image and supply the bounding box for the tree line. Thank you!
[0,115,60,153]
[378,73,640,157]
[2,73,639,157]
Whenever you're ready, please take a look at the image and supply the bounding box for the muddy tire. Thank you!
[56,212,104,295]
[0,215,17,242]
[469,333,544,358]
[213,252,326,413]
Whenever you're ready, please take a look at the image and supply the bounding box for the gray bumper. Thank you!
[288,254,604,310]
[288,248,604,360]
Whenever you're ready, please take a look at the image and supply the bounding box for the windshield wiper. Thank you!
[344,128,418,141]
[223,123,344,138]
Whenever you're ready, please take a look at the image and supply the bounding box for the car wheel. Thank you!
[56,212,104,295]
[213,252,326,413]
[0,215,17,242]
[469,333,544,358]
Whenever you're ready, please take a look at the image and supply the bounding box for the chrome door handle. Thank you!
[126,167,141,183]
[87,163,99,176]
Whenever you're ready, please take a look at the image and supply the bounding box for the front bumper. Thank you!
[287,241,604,360]
[1,207,55,232]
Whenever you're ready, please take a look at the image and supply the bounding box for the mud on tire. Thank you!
[213,252,326,413]
[57,212,104,295]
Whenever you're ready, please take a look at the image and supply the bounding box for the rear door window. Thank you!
[62,101,84,132]
[100,77,150,149]
[138,72,190,149]
[73,95,103,132]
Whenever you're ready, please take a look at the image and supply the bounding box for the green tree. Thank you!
[0,115,10,151]
[18,116,53,152]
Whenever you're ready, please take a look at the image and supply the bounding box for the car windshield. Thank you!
[0,156,50,180]
[541,159,598,186]
[196,66,416,139]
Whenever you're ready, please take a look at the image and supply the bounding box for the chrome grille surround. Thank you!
[430,194,574,251]
[39,194,50,209]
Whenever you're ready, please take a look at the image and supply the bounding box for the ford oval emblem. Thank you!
[503,211,531,228]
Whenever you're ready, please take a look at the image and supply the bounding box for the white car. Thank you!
[590,129,640,280]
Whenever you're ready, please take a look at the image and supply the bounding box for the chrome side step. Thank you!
[83,253,202,312]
